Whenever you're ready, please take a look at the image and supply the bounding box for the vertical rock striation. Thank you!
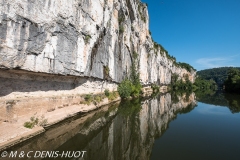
[0,0,195,92]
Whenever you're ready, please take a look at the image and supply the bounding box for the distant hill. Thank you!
[197,67,240,86]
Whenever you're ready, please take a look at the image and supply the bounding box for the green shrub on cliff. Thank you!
[118,79,133,98]
[24,116,38,129]
[151,84,159,93]
[84,35,91,44]
[117,76,142,98]
[24,115,48,129]
[130,64,142,97]
[107,92,118,101]
[171,73,194,91]
[118,54,142,98]
[119,25,124,33]
[84,94,92,101]
[131,83,142,97]
[104,89,110,97]
[177,62,196,72]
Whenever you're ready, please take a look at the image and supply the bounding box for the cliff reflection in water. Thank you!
[53,93,197,160]
[5,93,196,160]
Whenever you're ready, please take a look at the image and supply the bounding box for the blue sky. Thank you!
[142,0,240,71]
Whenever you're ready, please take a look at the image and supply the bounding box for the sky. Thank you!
[141,0,240,71]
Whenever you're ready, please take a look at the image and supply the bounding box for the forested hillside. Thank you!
[197,67,240,87]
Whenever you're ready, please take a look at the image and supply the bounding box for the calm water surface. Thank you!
[5,92,240,160]
[151,92,240,160]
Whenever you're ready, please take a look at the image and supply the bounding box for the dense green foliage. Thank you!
[171,72,217,92]
[104,89,110,97]
[130,64,142,97]
[224,68,240,93]
[194,77,217,90]
[172,79,193,91]
[197,67,240,87]
[118,64,142,98]
[171,74,193,91]
[117,79,133,98]
[177,62,196,72]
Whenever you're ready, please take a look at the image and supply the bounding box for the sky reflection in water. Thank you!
[151,95,240,160]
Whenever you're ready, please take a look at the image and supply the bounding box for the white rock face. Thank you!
[0,0,195,85]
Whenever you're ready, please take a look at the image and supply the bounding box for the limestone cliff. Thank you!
[0,0,195,96]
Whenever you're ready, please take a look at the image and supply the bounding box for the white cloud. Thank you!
[196,57,228,68]
[196,55,239,70]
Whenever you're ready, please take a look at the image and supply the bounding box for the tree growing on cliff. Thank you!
[117,79,133,98]
[130,64,142,97]
[171,73,193,91]
[177,62,196,72]
[118,62,142,98]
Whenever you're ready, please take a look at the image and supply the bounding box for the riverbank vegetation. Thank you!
[24,115,48,129]
[118,58,142,98]
[82,91,119,105]
[170,73,217,92]
[170,73,192,91]
[197,67,240,87]
[224,68,240,93]
[196,67,240,94]
[117,78,142,98]
[193,77,217,90]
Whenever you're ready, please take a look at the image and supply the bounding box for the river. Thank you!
[3,91,240,160]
